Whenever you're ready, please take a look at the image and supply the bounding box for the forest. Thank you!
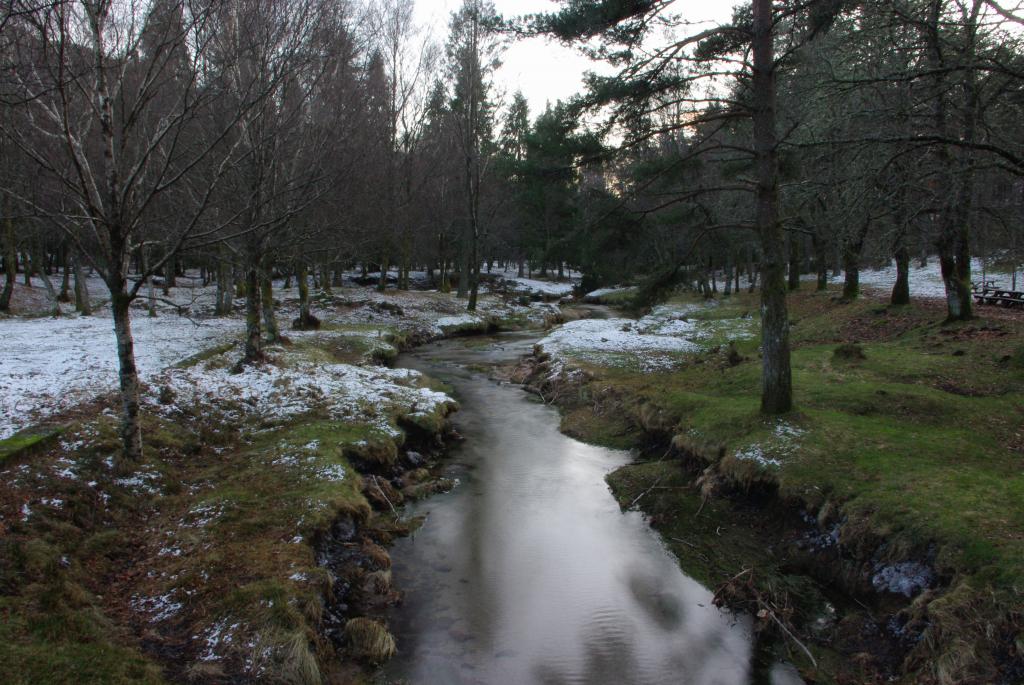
[1,0,1023,684]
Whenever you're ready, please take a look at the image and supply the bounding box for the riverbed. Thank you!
[383,331,802,685]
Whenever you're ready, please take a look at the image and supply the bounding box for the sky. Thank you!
[413,0,738,118]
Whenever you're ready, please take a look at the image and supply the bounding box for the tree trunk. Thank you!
[788,235,801,291]
[377,256,388,292]
[0,211,15,311]
[73,255,92,315]
[753,0,792,415]
[215,255,231,316]
[457,237,470,298]
[468,254,480,311]
[841,219,871,302]
[842,252,860,301]
[21,249,32,286]
[260,268,280,344]
[244,266,263,362]
[111,291,143,464]
[296,263,315,329]
[892,244,911,305]
[813,233,828,291]
[926,0,977,321]
[59,245,72,302]
[319,267,332,295]
[31,248,62,317]
[143,248,158,317]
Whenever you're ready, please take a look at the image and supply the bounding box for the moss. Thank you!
[172,341,236,369]
[398,400,455,438]
[833,342,866,361]
[0,290,500,684]
[547,286,1024,683]
[0,427,63,466]
[559,406,640,449]
[0,595,166,685]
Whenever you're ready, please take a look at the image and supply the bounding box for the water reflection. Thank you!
[383,333,802,685]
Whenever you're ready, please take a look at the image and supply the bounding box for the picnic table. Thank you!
[973,281,1024,309]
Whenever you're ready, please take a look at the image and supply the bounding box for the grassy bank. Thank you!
[0,286,549,684]
[529,286,1024,684]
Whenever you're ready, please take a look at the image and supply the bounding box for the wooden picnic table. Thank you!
[973,284,1024,309]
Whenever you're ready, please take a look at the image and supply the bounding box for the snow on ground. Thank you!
[583,285,636,301]
[872,561,934,598]
[0,276,556,439]
[499,276,576,297]
[803,257,1013,299]
[7,271,223,314]
[154,351,453,436]
[538,301,754,372]
[482,264,580,298]
[0,311,242,439]
[732,420,807,470]
[314,286,559,336]
[538,316,700,372]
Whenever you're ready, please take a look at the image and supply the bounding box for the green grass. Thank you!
[0,597,166,685]
[555,285,1024,684]
[0,428,63,466]
[0,320,461,684]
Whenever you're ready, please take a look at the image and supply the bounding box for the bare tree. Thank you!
[1,0,260,463]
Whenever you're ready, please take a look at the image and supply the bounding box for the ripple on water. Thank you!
[383,334,803,685]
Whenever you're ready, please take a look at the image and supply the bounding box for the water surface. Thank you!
[385,332,802,685]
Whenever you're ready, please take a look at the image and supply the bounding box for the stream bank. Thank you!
[373,332,804,685]
[512,289,1024,685]
[0,287,561,685]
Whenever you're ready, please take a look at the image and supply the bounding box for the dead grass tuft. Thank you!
[343,617,396,664]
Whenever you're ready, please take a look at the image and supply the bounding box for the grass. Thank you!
[0,317,461,684]
[0,406,379,683]
[0,427,63,466]
[550,285,1024,684]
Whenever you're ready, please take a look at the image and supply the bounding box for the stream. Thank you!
[383,330,804,685]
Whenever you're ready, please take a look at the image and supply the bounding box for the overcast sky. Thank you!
[413,0,739,118]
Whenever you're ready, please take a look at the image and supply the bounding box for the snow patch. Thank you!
[0,312,241,439]
[733,444,782,468]
[538,317,699,371]
[872,562,934,597]
[131,592,183,622]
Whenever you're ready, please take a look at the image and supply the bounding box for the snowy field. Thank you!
[0,277,558,439]
[156,351,454,438]
[342,265,581,299]
[487,265,581,298]
[807,257,1012,299]
[595,257,1014,302]
[538,302,755,372]
[0,311,242,439]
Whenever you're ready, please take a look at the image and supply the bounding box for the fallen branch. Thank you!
[764,607,818,669]
[695,494,709,517]
[631,475,665,508]
[371,475,400,520]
